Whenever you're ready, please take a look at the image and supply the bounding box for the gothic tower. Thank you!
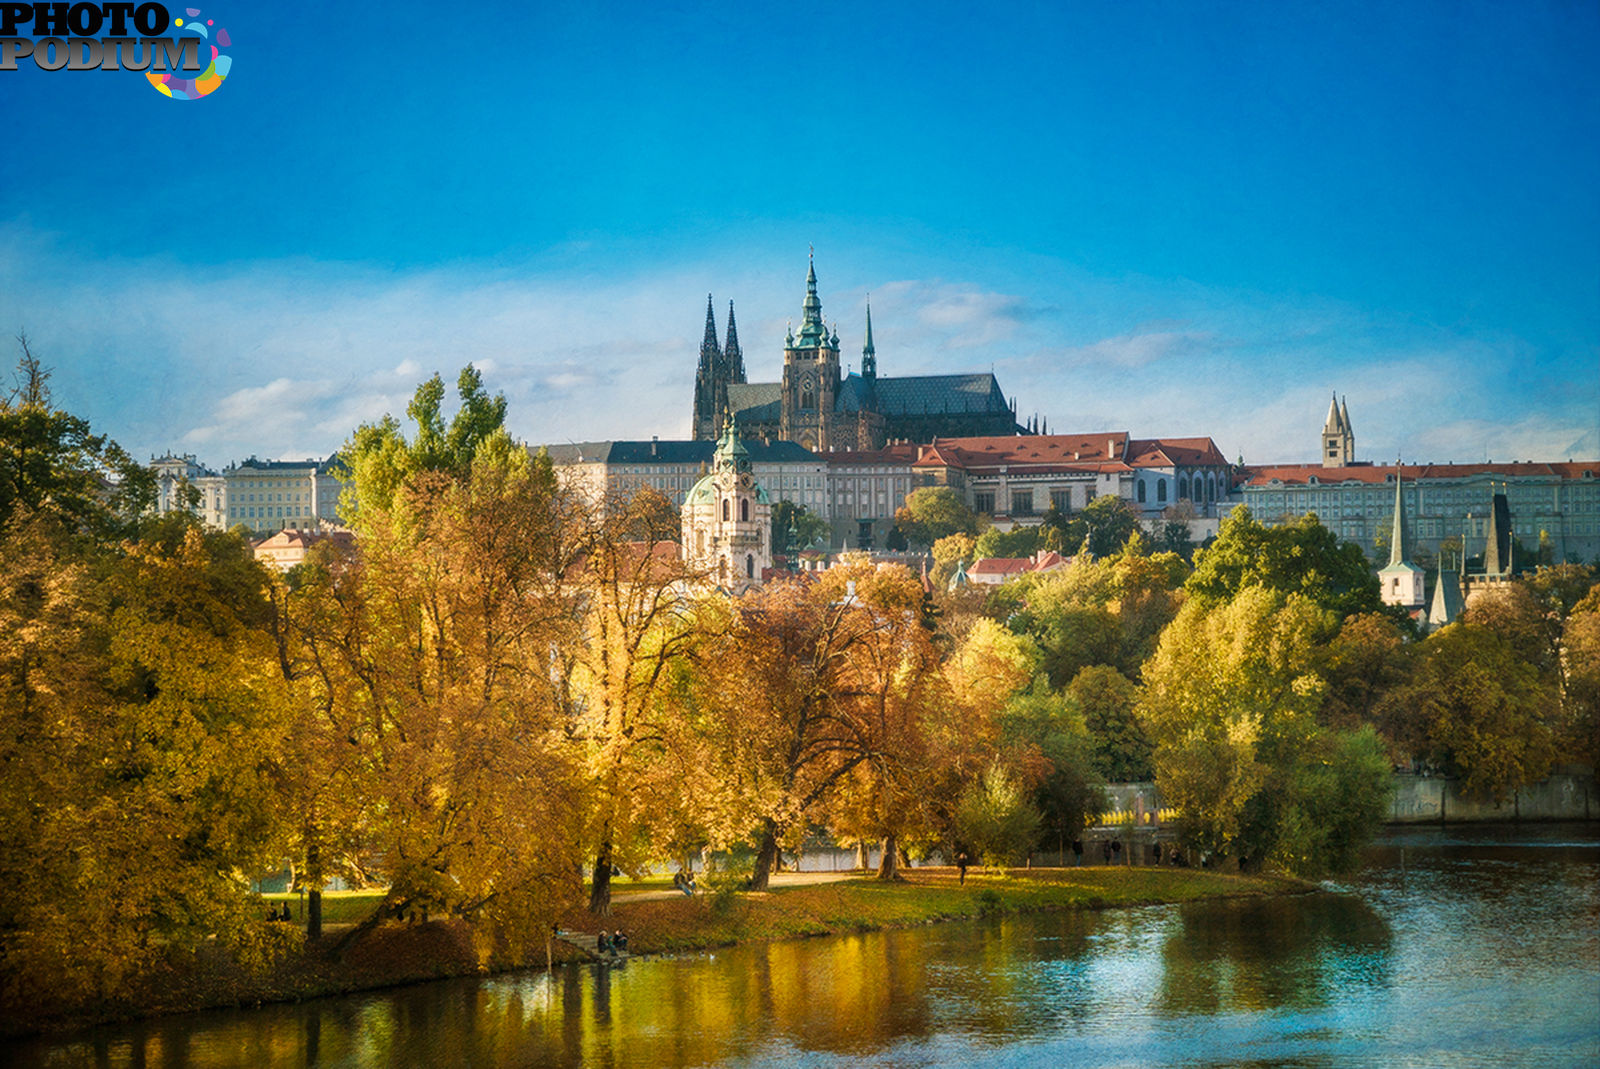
[780,254,842,451]
[692,295,723,441]
[1321,393,1353,467]
[724,300,746,390]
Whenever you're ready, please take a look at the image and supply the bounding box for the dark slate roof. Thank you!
[874,373,1010,417]
[727,382,783,425]
[231,453,347,474]
[538,439,823,466]
[733,373,1010,421]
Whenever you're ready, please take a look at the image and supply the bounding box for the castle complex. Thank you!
[691,256,1021,451]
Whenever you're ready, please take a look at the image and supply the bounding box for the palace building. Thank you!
[691,255,1022,451]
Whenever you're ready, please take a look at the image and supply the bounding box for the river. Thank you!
[9,823,1597,1068]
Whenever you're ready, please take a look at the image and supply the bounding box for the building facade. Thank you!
[1239,399,1600,565]
[903,432,1232,524]
[222,455,347,535]
[150,452,228,529]
[543,437,828,516]
[695,256,1023,451]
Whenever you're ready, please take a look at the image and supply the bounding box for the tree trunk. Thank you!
[855,840,870,871]
[306,841,323,941]
[749,821,780,891]
[877,833,902,881]
[588,840,614,915]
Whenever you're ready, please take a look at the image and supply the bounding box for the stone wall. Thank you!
[1387,771,1596,823]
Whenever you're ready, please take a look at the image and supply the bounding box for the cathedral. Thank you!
[691,256,1022,451]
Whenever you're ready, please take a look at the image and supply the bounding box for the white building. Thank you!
[680,421,772,591]
[223,455,347,535]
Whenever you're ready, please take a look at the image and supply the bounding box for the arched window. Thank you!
[697,530,705,554]
[1137,481,1147,503]
[1207,475,1216,503]
[722,499,729,521]
[740,499,749,522]
[1157,480,1167,503]
[801,389,815,410]
[746,554,754,578]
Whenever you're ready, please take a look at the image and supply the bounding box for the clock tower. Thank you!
[779,253,842,451]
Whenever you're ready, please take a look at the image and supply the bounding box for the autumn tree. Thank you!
[689,564,938,890]
[300,370,588,954]
[568,489,701,914]
[1404,621,1558,802]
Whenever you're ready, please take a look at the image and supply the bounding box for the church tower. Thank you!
[692,295,723,440]
[1321,393,1353,467]
[680,417,772,592]
[780,254,842,451]
[1378,467,1426,610]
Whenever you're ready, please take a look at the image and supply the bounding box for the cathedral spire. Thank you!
[1388,462,1408,567]
[861,300,877,380]
[701,293,720,359]
[796,253,827,347]
[725,300,745,383]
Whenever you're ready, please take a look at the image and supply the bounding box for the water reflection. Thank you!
[8,824,1596,1068]
[1158,893,1393,1015]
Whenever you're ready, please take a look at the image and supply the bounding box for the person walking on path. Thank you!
[957,851,970,885]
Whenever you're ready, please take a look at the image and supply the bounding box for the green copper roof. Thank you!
[794,255,832,349]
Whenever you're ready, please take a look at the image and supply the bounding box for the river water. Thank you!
[10,823,1598,1068]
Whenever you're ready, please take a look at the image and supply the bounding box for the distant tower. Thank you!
[724,300,746,388]
[692,295,723,440]
[1426,522,1465,630]
[1321,393,1354,467]
[861,300,877,392]
[1378,466,1426,610]
[1483,485,1514,578]
[680,418,772,592]
[780,253,842,451]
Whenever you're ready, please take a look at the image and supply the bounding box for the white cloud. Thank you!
[0,222,1592,471]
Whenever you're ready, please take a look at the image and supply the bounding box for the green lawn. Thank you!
[261,890,387,925]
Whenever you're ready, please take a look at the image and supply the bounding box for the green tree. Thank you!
[1081,495,1143,557]
[953,762,1042,867]
[973,524,1041,561]
[1187,507,1383,620]
[997,683,1105,851]
[771,499,830,553]
[894,486,980,546]
[1138,587,1391,875]
[343,364,510,519]
[1068,664,1152,781]
[0,336,153,538]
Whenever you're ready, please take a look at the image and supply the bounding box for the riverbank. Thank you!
[580,866,1312,956]
[2,866,1310,1039]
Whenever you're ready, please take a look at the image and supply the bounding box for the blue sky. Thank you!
[1,0,1595,467]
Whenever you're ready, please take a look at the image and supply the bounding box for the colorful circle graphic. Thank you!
[147,8,232,100]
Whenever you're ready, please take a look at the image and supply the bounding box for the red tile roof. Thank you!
[1241,461,1598,487]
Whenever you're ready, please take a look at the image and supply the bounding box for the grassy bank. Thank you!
[580,867,1313,955]
[5,867,1309,1038]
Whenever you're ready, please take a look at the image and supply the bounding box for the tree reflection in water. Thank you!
[1157,893,1393,1016]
